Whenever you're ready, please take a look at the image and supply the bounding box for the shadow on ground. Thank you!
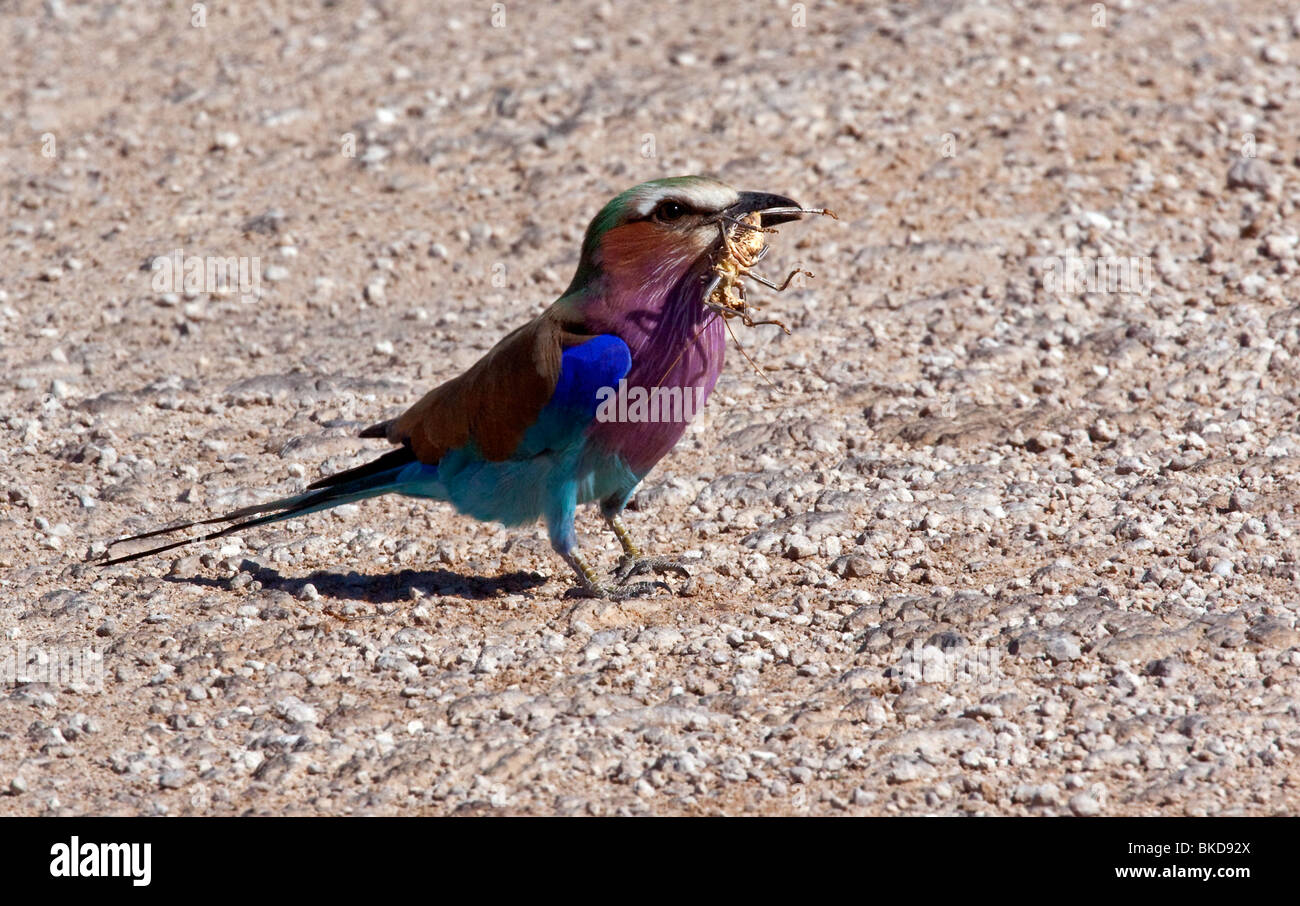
[166,560,550,603]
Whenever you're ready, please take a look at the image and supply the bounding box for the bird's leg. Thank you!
[549,485,663,599]
[605,514,691,585]
[608,514,641,560]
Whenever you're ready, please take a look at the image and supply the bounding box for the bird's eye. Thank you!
[653,201,688,222]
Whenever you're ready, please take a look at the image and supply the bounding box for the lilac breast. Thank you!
[586,264,727,475]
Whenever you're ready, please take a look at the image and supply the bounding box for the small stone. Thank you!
[1079,211,1111,231]
[1261,45,1288,65]
[836,555,874,579]
[1239,274,1269,297]
[1143,657,1186,679]
[1115,456,1145,475]
[159,770,187,789]
[887,760,924,783]
[1228,490,1256,512]
[782,534,818,560]
[1246,619,1300,648]
[1013,783,1061,807]
[1090,419,1118,442]
[1263,235,1297,260]
[474,645,515,675]
[1069,792,1101,816]
[1227,157,1274,193]
[1045,636,1082,663]
[276,697,319,724]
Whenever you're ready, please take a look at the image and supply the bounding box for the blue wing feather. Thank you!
[412,334,633,529]
[515,334,631,455]
[547,334,632,416]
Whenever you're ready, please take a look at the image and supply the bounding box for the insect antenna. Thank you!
[653,310,720,390]
[721,310,781,390]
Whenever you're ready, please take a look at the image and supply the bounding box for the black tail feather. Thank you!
[307,444,414,490]
[99,447,420,568]
[99,503,318,566]
[99,497,300,548]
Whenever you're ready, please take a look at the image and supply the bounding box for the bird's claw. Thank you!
[607,580,671,599]
[613,555,692,585]
[568,578,669,600]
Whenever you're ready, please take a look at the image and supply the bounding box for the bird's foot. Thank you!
[612,555,691,585]
[570,577,669,600]
[562,546,691,602]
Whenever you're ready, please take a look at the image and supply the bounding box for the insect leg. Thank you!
[743,267,814,292]
[719,214,777,234]
[701,273,723,299]
[739,312,792,335]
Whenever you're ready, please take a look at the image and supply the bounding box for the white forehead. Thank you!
[626,178,738,218]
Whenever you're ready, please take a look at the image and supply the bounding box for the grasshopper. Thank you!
[703,208,836,334]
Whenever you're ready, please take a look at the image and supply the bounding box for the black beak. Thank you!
[726,191,804,227]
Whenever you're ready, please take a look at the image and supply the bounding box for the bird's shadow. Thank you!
[166,560,549,604]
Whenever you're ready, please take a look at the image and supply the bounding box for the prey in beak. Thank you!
[703,191,837,334]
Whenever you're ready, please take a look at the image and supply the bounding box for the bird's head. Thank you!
[563,176,807,300]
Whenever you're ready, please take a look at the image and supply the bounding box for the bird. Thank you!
[101,176,822,597]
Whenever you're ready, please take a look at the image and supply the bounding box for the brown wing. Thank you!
[361,311,592,464]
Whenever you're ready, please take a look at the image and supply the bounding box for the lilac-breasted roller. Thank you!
[103,176,816,597]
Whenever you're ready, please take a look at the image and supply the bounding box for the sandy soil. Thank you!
[2,0,1300,815]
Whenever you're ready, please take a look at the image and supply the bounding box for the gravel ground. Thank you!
[3,0,1300,816]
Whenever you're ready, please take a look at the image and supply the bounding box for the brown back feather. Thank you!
[366,309,593,464]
